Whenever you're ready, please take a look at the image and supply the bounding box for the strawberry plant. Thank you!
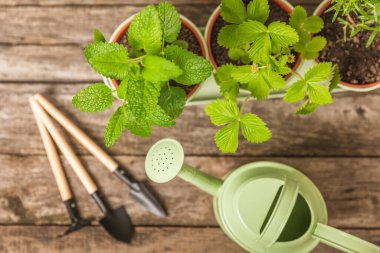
[206,0,341,153]
[328,0,380,47]
[72,2,213,147]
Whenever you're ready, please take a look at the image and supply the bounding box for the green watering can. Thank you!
[145,139,380,253]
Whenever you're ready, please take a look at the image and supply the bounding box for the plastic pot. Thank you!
[314,0,380,92]
[102,14,209,101]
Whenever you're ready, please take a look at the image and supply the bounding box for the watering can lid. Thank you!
[217,162,303,251]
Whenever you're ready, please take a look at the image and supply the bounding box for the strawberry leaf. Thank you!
[247,0,269,23]
[214,121,240,153]
[215,64,240,101]
[205,99,239,126]
[220,0,247,24]
[240,113,272,143]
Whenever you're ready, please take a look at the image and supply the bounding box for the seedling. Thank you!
[328,0,380,47]
[72,2,213,147]
[206,0,340,153]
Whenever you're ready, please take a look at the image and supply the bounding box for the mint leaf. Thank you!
[150,105,175,127]
[164,45,213,85]
[125,110,152,137]
[304,62,332,83]
[231,65,258,83]
[247,0,269,23]
[329,64,341,91]
[268,21,299,48]
[117,78,128,100]
[215,121,239,153]
[308,83,333,105]
[142,55,183,82]
[220,0,247,24]
[290,6,307,29]
[205,99,239,126]
[85,42,129,80]
[303,16,324,33]
[94,28,106,43]
[215,64,240,101]
[284,80,307,103]
[296,101,319,115]
[128,5,162,55]
[72,83,114,113]
[158,86,186,119]
[218,25,243,48]
[105,106,127,147]
[125,78,161,118]
[240,113,272,143]
[157,2,181,43]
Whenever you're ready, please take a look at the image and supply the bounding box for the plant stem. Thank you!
[291,70,304,80]
[128,55,145,64]
[239,95,251,117]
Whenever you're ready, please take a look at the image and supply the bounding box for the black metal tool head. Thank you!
[100,207,134,243]
[59,199,92,237]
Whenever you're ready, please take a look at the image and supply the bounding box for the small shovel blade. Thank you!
[100,207,133,243]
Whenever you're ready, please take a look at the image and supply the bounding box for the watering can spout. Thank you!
[179,164,223,197]
[145,138,223,197]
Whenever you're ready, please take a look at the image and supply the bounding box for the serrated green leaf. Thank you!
[262,68,286,90]
[214,121,239,153]
[248,33,271,63]
[329,64,341,91]
[218,25,243,48]
[290,6,307,29]
[142,55,183,82]
[125,110,152,137]
[237,20,267,44]
[85,42,129,80]
[104,106,127,147]
[125,78,161,118]
[205,99,239,126]
[247,75,270,100]
[304,62,332,83]
[172,40,189,49]
[158,86,186,119]
[308,83,333,105]
[268,21,299,48]
[303,16,324,33]
[247,0,269,23]
[231,65,258,83]
[220,0,247,24]
[240,113,272,143]
[296,101,319,115]
[157,2,181,43]
[215,64,240,101]
[164,45,213,85]
[72,83,114,113]
[94,28,106,43]
[300,36,326,59]
[150,105,175,127]
[284,80,307,103]
[128,5,162,55]
[228,48,245,60]
[117,78,128,100]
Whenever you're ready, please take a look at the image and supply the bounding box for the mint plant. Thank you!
[206,0,340,153]
[72,2,213,147]
[328,0,380,47]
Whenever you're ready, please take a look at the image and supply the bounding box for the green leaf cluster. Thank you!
[206,0,341,153]
[73,2,213,147]
[329,0,380,47]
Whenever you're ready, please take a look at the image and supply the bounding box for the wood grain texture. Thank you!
[1,154,379,228]
[0,226,378,253]
[1,84,379,157]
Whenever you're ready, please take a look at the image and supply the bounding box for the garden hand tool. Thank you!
[145,138,380,253]
[33,93,166,218]
[31,107,91,236]
[30,98,133,243]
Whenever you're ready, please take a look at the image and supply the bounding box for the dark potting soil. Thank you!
[319,11,380,85]
[117,24,202,94]
[210,1,297,68]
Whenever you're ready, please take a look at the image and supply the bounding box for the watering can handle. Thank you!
[313,223,380,253]
[258,178,299,248]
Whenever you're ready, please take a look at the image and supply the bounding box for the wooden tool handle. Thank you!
[34,94,118,172]
[30,97,98,194]
[30,100,73,201]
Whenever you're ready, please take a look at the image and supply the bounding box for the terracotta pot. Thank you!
[315,0,380,92]
[204,0,301,76]
[102,15,209,100]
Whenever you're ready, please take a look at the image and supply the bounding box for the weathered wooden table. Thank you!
[0,0,379,252]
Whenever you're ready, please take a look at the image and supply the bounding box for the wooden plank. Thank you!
[0,3,317,46]
[0,0,321,6]
[0,225,378,253]
[1,155,379,228]
[1,83,380,157]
